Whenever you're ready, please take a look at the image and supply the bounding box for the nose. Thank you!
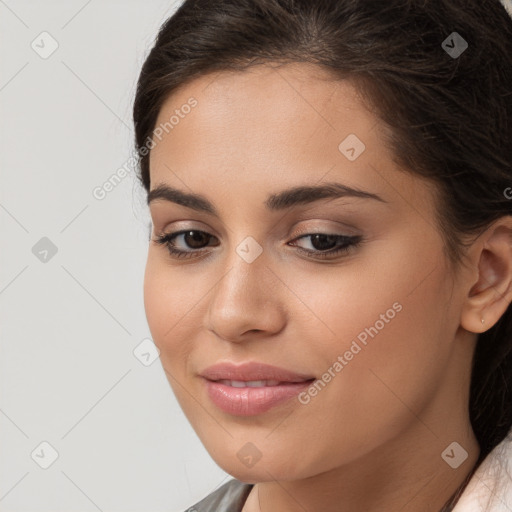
[205,242,286,343]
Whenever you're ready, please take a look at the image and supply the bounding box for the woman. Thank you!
[132,0,512,510]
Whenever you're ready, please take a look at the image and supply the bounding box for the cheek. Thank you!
[279,233,448,358]
[282,243,453,454]
[329,248,451,399]
[143,254,198,367]
[143,256,206,419]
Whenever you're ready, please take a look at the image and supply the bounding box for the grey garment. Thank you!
[185,479,254,512]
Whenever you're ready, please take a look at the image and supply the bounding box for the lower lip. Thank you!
[203,378,314,416]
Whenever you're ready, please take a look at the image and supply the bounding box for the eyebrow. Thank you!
[147,181,387,216]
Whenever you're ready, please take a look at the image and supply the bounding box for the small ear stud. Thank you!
[481,318,485,324]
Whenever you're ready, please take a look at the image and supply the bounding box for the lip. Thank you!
[199,361,315,383]
[200,361,316,416]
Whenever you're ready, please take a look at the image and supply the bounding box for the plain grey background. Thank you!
[0,1,230,511]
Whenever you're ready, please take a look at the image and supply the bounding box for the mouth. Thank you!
[199,361,316,415]
[201,376,316,416]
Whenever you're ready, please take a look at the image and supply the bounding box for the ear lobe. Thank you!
[460,219,512,334]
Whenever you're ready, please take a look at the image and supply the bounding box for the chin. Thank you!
[205,442,316,482]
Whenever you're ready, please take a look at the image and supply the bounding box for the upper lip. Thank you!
[200,361,316,383]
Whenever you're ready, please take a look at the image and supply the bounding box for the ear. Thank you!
[460,216,512,333]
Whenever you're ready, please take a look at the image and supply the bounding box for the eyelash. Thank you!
[153,229,363,261]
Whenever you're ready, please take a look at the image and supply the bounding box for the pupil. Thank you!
[311,234,338,251]
[186,231,208,248]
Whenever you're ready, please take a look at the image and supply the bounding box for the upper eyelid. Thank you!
[161,223,358,235]
[152,215,361,234]
[148,199,367,235]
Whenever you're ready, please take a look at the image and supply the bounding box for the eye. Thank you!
[153,229,363,260]
[153,229,219,259]
[288,233,363,260]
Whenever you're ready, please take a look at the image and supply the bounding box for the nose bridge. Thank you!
[215,234,269,306]
[206,233,284,339]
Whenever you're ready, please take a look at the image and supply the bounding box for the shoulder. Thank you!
[453,432,512,511]
[184,478,254,512]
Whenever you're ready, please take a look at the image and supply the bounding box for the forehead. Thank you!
[158,62,365,122]
[151,64,380,172]
[152,63,374,153]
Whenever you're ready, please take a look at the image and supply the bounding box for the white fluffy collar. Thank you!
[453,433,512,511]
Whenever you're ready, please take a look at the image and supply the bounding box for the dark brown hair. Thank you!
[133,0,512,509]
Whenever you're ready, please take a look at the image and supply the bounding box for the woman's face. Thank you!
[144,63,475,481]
